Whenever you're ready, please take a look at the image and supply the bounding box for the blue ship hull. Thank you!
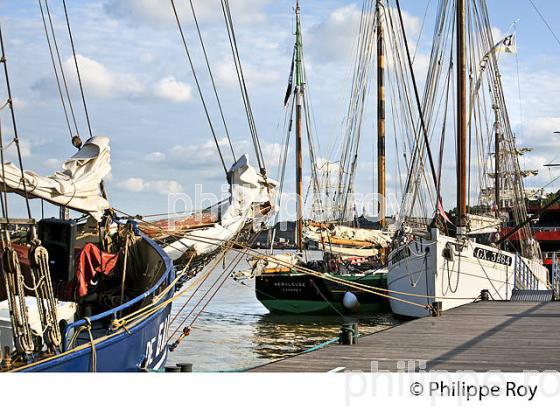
[16,235,175,372]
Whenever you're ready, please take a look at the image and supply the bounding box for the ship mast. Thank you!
[456,0,468,236]
[295,0,304,250]
[376,0,386,228]
[494,107,501,216]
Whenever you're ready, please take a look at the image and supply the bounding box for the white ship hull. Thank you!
[387,228,549,318]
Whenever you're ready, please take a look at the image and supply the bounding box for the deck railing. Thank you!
[513,254,540,291]
[552,253,560,301]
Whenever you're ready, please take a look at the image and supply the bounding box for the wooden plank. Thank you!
[249,301,560,372]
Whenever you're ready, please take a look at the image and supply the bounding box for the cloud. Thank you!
[12,98,28,110]
[57,54,145,99]
[306,5,420,63]
[117,177,184,193]
[261,141,284,168]
[215,61,280,88]
[103,0,176,27]
[306,4,362,63]
[145,151,167,162]
[44,158,63,170]
[516,117,560,162]
[154,76,193,103]
[34,55,195,103]
[170,138,232,167]
[103,0,272,27]
[4,139,32,160]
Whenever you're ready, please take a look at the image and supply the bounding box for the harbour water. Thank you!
[167,250,401,372]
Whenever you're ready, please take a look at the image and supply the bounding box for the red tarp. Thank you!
[75,243,118,297]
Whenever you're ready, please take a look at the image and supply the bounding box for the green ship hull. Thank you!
[256,271,389,315]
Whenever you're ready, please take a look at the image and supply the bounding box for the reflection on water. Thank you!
[167,250,401,372]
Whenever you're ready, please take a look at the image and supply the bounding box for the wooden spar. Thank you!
[376,0,386,228]
[295,0,303,250]
[456,0,468,234]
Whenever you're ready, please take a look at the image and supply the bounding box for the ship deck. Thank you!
[248,301,560,372]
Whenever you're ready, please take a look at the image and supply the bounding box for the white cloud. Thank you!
[170,138,229,166]
[491,26,504,42]
[12,98,27,109]
[261,142,284,168]
[117,177,184,193]
[215,61,280,88]
[63,54,145,98]
[103,0,272,27]
[306,5,420,63]
[146,179,184,193]
[118,177,145,192]
[145,151,167,162]
[139,52,156,64]
[4,139,32,160]
[154,76,193,103]
[44,158,62,170]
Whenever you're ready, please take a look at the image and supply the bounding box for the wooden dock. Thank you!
[249,301,560,372]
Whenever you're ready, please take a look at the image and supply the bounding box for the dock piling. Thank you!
[164,366,181,373]
[431,301,442,317]
[176,363,193,372]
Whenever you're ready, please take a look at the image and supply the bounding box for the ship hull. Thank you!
[15,235,175,372]
[387,228,549,318]
[256,271,389,315]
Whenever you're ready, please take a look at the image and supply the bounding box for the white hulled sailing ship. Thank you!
[387,0,550,317]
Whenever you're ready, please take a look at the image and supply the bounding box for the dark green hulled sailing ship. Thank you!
[254,0,390,315]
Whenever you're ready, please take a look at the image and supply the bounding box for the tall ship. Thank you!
[252,0,391,315]
[386,0,550,318]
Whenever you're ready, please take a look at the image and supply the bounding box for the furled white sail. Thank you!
[304,224,391,247]
[0,136,111,220]
[163,154,277,261]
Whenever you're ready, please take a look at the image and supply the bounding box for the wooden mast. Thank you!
[376,0,386,228]
[494,112,501,216]
[456,0,468,235]
[295,0,304,250]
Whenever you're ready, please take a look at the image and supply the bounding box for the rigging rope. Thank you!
[62,0,93,138]
[169,0,228,175]
[528,0,560,49]
[38,0,73,140]
[43,0,81,139]
[187,0,236,163]
[0,23,32,219]
[220,0,266,174]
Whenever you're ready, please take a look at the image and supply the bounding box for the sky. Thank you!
[1,0,560,221]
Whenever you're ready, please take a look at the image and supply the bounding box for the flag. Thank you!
[437,200,452,224]
[283,49,296,106]
[496,33,517,54]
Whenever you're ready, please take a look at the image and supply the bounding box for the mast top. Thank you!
[294,0,303,89]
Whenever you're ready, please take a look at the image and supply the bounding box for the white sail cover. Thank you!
[164,154,277,260]
[0,136,111,220]
[304,224,391,247]
[467,213,501,234]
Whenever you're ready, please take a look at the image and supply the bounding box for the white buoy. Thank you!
[343,292,360,312]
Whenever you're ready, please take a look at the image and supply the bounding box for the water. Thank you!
[167,250,401,372]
